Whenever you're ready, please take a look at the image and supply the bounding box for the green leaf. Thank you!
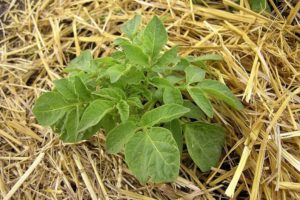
[106,121,137,154]
[185,66,206,84]
[106,64,126,83]
[92,87,125,101]
[187,87,213,118]
[155,47,179,67]
[78,100,114,132]
[66,50,93,72]
[59,107,80,143]
[250,0,271,13]
[127,96,143,109]
[54,78,77,100]
[182,100,205,120]
[163,87,183,104]
[120,68,144,85]
[122,44,149,66]
[33,91,72,126]
[117,100,130,122]
[164,119,183,154]
[141,104,190,127]
[74,76,92,101]
[142,16,167,59]
[184,123,225,172]
[121,15,142,39]
[149,77,172,88]
[197,80,243,110]
[125,127,180,183]
[100,114,116,132]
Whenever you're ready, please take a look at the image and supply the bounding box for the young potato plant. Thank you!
[33,16,243,184]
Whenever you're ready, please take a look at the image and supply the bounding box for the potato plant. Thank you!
[33,16,243,183]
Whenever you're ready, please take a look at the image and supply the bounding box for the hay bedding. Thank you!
[0,0,299,199]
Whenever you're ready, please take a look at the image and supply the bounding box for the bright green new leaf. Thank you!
[184,65,206,84]
[117,100,130,122]
[184,123,225,172]
[77,100,114,132]
[141,104,190,127]
[187,87,213,118]
[164,119,183,154]
[197,80,243,110]
[54,78,77,100]
[142,16,167,59]
[33,91,72,126]
[163,86,183,105]
[106,121,137,154]
[106,64,126,83]
[120,15,142,39]
[125,127,180,183]
[127,96,143,109]
[122,44,149,66]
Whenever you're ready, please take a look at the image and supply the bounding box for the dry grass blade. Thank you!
[0,0,299,199]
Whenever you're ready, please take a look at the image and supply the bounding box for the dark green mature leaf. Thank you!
[121,15,142,39]
[197,80,243,110]
[122,44,149,66]
[92,87,125,101]
[59,107,80,143]
[163,87,183,105]
[106,64,126,83]
[155,47,179,67]
[54,78,77,100]
[74,76,92,101]
[66,50,93,72]
[182,100,205,120]
[142,16,167,59]
[164,119,183,154]
[125,127,180,183]
[106,121,137,154]
[141,104,190,127]
[33,91,73,126]
[185,66,206,84]
[184,123,225,172]
[78,100,114,132]
[187,87,213,118]
[117,100,130,122]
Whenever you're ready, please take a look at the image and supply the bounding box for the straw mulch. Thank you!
[0,0,299,199]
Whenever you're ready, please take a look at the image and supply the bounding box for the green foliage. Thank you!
[33,16,244,183]
[250,0,271,13]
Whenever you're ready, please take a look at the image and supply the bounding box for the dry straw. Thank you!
[0,0,299,199]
